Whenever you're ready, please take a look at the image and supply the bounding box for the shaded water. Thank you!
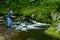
[12,29,48,40]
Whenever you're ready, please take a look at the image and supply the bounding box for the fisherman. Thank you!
[7,11,12,28]
[6,10,16,40]
[7,10,15,28]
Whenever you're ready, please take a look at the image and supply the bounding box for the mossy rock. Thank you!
[44,27,60,39]
[58,20,60,23]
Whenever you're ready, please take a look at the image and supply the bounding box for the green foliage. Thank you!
[0,0,60,23]
[0,0,60,13]
[20,6,52,23]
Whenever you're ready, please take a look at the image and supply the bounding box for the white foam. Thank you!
[13,19,50,31]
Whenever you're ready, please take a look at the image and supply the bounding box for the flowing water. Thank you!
[0,16,59,40]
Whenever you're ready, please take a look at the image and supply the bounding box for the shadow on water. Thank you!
[12,29,59,40]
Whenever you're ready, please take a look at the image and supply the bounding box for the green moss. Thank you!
[44,27,60,39]
[58,20,60,23]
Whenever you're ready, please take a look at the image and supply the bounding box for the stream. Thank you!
[0,16,59,40]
